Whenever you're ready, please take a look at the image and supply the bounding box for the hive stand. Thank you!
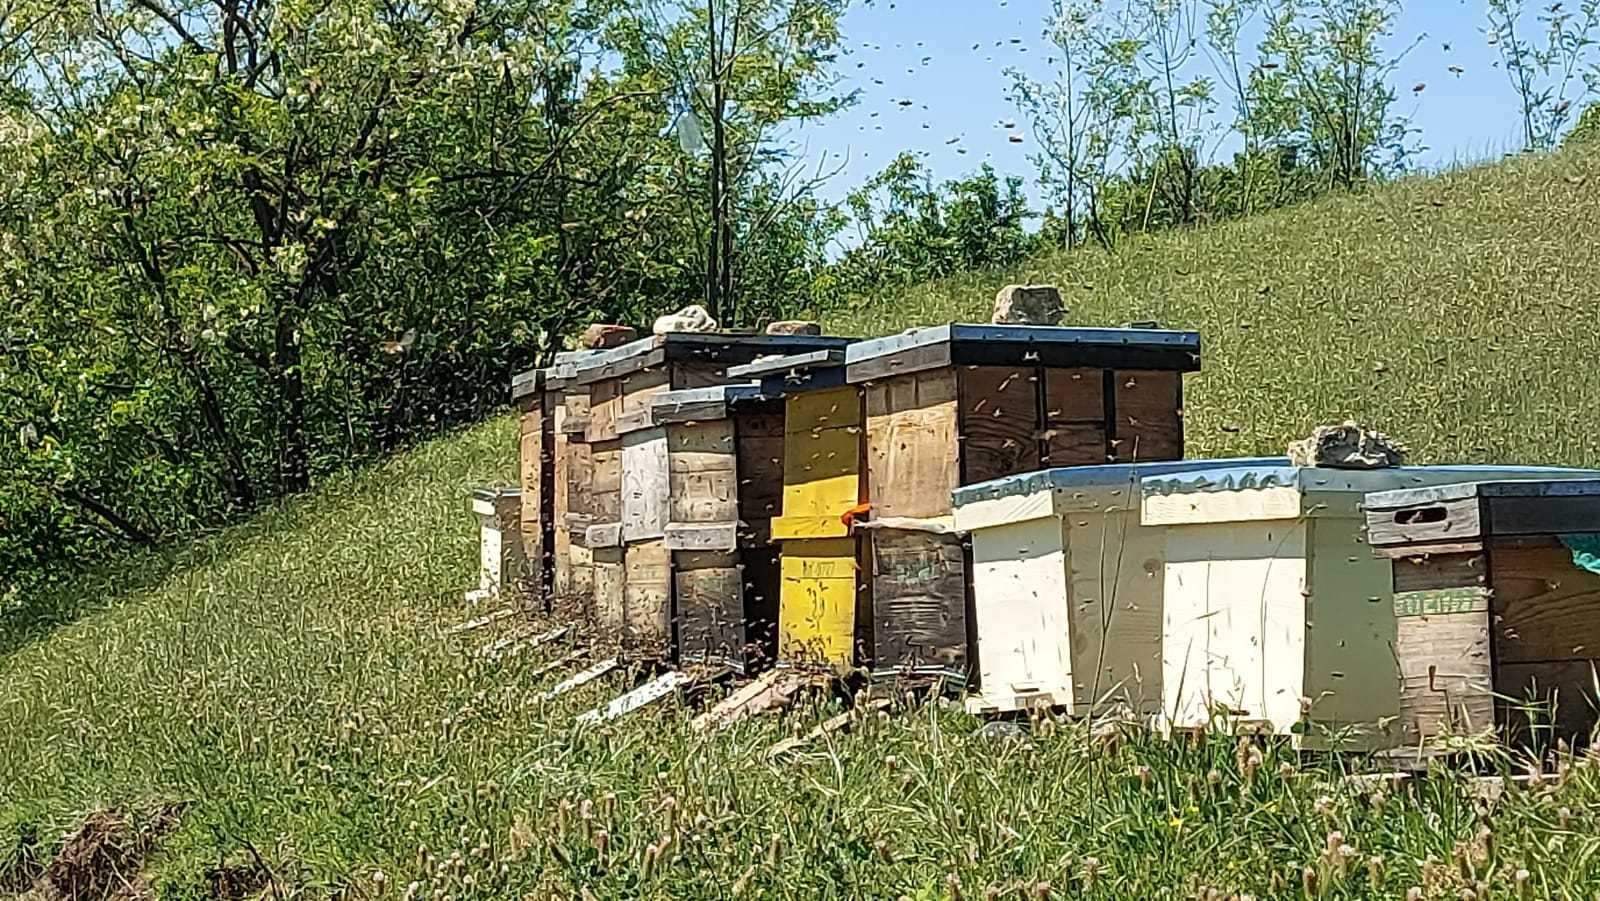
[648,384,786,673]
[845,324,1202,682]
[1143,462,1600,751]
[573,333,853,663]
[1364,479,1600,756]
[952,458,1286,717]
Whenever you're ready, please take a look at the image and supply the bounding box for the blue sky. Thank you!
[794,0,1539,205]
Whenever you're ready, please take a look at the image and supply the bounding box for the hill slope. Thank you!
[832,147,1600,467]
[7,150,1600,898]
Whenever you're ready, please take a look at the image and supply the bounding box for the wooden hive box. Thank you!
[469,487,525,602]
[1144,462,1600,750]
[1364,479,1600,754]
[953,458,1286,716]
[731,349,869,672]
[511,367,554,604]
[843,324,1203,681]
[575,333,854,661]
[649,384,785,672]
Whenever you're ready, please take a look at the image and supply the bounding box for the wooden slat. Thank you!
[1367,497,1484,548]
[1043,368,1105,422]
[866,370,959,519]
[1489,540,1600,664]
[624,539,672,659]
[959,365,1042,486]
[676,552,746,667]
[1111,370,1183,463]
[1044,424,1109,466]
[1390,552,1494,745]
[590,442,622,524]
[621,428,669,542]
[664,522,741,551]
[593,547,626,647]
[671,360,728,389]
[869,528,968,676]
[586,379,620,443]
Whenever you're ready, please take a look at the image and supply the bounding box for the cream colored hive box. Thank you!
[953,458,1285,717]
[1145,462,1600,750]
[469,487,525,603]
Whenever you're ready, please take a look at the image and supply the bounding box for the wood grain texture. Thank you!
[1389,552,1494,745]
[675,552,746,667]
[959,365,1042,486]
[590,442,622,525]
[593,546,626,649]
[586,379,620,443]
[1111,370,1183,462]
[671,360,728,389]
[869,528,968,676]
[668,420,739,526]
[1489,540,1600,664]
[621,428,670,541]
[1043,368,1105,422]
[1367,497,1484,548]
[736,408,786,524]
[866,371,959,519]
[1044,424,1110,467]
[624,539,672,659]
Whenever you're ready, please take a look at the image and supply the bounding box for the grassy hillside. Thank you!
[831,147,1600,469]
[7,150,1600,899]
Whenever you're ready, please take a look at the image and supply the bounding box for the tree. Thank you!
[1486,0,1599,152]
[629,0,852,325]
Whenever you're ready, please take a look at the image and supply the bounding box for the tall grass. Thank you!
[6,151,1600,898]
[829,147,1600,469]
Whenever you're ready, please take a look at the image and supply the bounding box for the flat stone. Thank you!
[580,323,638,349]
[652,304,718,335]
[1287,421,1408,469]
[992,284,1066,325]
[765,319,822,336]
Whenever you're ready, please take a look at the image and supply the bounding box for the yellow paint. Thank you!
[778,538,858,667]
[780,386,861,529]
[771,513,850,541]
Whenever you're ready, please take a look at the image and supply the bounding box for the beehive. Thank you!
[469,487,525,603]
[649,384,785,671]
[1364,479,1600,753]
[510,367,553,602]
[1145,462,1600,749]
[846,324,1203,680]
[574,333,853,660]
[953,459,1286,716]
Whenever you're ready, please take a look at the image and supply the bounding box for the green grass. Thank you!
[830,147,1600,469]
[8,150,1600,899]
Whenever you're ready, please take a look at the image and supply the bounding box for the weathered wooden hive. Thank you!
[1144,462,1600,749]
[847,324,1202,680]
[648,384,786,672]
[468,487,525,603]
[731,349,868,671]
[512,351,593,614]
[1364,479,1600,753]
[952,458,1285,716]
[573,332,853,661]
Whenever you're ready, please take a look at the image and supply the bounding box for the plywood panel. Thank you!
[593,546,626,647]
[1066,512,1165,714]
[866,371,959,519]
[778,537,858,667]
[870,529,968,675]
[586,379,619,443]
[1389,552,1494,746]
[1044,368,1105,422]
[969,518,1074,712]
[624,539,671,658]
[781,386,862,532]
[1044,424,1109,467]
[1489,541,1600,664]
[590,442,622,525]
[1112,370,1183,463]
[676,552,746,667]
[672,361,727,389]
[1162,522,1308,733]
[960,366,1041,486]
[621,428,669,541]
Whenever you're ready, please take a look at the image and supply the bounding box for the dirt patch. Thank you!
[35,804,185,901]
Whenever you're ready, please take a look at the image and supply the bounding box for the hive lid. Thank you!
[649,384,765,425]
[1364,478,1600,548]
[509,367,544,402]
[843,323,1202,382]
[952,458,1289,531]
[1140,463,1600,527]
[574,333,854,385]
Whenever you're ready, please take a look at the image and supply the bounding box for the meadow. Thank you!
[6,147,1600,899]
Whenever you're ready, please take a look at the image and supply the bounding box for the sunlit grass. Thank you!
[8,149,1600,898]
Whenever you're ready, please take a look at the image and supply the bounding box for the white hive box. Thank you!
[469,487,525,603]
[954,458,1285,717]
[1145,462,1600,749]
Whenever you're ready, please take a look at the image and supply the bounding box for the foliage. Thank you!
[1568,101,1600,145]
[6,412,1600,898]
[0,0,850,590]
[1486,0,1600,151]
